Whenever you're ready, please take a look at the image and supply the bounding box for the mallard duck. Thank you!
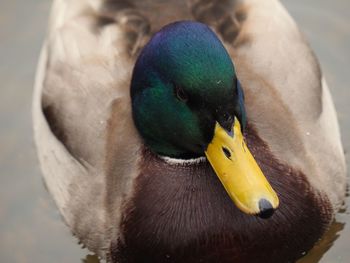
[33,0,347,262]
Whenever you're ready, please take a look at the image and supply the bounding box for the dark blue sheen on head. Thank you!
[132,21,235,98]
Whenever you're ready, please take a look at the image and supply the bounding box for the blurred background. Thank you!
[0,0,349,262]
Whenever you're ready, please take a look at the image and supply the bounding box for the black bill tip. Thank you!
[257,198,275,219]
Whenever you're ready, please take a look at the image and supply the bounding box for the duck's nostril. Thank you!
[222,147,231,159]
[257,198,275,219]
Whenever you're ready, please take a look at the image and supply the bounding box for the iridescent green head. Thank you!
[130,21,246,158]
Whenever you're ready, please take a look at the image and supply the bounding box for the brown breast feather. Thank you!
[111,123,332,263]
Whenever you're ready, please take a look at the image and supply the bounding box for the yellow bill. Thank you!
[205,118,279,217]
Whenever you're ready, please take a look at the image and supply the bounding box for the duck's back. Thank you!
[33,0,346,261]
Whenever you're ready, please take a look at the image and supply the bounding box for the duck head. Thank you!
[130,21,279,218]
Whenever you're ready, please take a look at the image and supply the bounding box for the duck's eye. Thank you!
[175,85,188,102]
